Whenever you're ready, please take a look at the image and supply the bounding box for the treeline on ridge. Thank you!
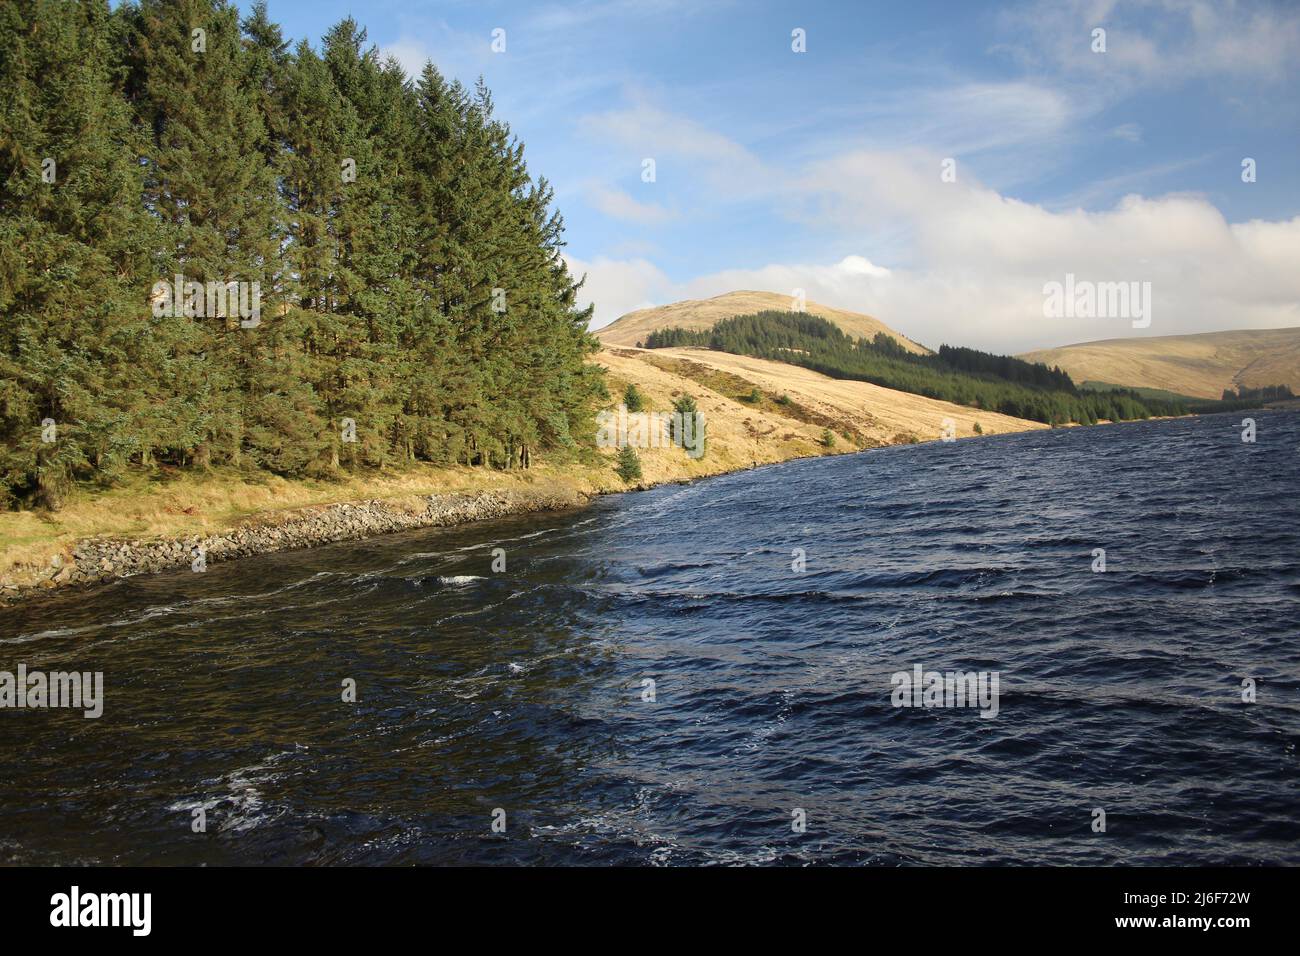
[642,311,1187,425]
[0,0,603,509]
[1219,384,1294,402]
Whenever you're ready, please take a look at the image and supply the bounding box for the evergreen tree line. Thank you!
[1218,384,1294,403]
[1185,384,1298,415]
[934,344,1075,392]
[0,0,603,508]
[643,311,1187,425]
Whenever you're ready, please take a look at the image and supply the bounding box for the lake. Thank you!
[2,411,1297,865]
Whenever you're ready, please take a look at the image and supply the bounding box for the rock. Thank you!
[8,484,590,602]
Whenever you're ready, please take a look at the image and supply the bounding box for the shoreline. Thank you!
[3,409,1227,606]
[8,487,589,601]
[1,344,1057,604]
[0,449,844,605]
[0,429,1042,605]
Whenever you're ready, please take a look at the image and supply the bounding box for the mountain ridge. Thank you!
[1018,327,1300,400]
[594,290,930,354]
[596,289,1300,401]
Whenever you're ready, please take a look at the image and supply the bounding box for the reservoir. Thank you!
[2,411,1297,865]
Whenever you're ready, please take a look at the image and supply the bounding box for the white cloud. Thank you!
[886,82,1074,156]
[378,21,497,86]
[574,254,896,331]
[564,254,674,326]
[574,153,1300,352]
[585,183,676,224]
[1107,122,1142,142]
[578,97,770,198]
[997,0,1300,87]
[799,153,1300,349]
[380,39,438,82]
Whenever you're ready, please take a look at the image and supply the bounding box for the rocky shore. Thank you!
[7,486,588,602]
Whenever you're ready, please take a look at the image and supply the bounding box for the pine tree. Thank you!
[0,2,607,504]
[615,444,642,483]
[0,0,161,507]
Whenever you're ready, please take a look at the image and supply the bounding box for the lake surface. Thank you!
[2,411,1297,865]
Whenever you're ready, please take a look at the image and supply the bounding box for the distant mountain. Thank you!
[1018,328,1300,400]
[594,290,929,354]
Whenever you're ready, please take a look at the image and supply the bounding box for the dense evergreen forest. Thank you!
[643,311,1189,425]
[0,0,603,509]
[1220,384,1294,403]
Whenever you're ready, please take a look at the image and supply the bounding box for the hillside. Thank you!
[595,290,930,354]
[596,346,1040,474]
[1019,328,1300,400]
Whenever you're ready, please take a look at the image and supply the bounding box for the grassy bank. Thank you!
[1,347,1046,596]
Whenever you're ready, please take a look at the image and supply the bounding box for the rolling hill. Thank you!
[1019,328,1300,400]
[594,290,929,354]
[594,345,1042,482]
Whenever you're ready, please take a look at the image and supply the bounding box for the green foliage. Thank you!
[1181,385,1295,414]
[1095,380,1293,414]
[623,382,645,413]
[615,444,642,483]
[1081,381,1196,403]
[973,421,983,435]
[820,428,835,448]
[644,311,1185,426]
[0,0,602,507]
[669,393,705,458]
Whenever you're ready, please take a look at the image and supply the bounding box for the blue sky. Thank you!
[235,0,1300,351]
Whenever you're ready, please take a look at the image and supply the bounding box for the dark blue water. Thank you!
[2,411,1297,865]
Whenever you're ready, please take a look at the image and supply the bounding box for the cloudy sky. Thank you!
[249,0,1299,352]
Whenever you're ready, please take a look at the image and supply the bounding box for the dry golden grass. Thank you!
[0,461,612,587]
[2,346,1043,589]
[605,347,1044,447]
[1020,327,1300,400]
[594,289,930,354]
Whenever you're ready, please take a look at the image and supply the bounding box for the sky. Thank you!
[235,0,1299,353]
